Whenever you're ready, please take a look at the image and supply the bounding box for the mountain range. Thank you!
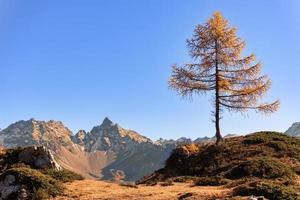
[0,117,298,181]
[0,117,215,181]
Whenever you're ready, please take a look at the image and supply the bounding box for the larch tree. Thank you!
[169,12,279,144]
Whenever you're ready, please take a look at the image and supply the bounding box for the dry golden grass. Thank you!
[53,180,231,200]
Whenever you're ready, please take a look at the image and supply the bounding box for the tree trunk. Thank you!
[215,101,222,144]
[215,40,223,145]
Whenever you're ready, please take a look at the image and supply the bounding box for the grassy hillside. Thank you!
[138,132,300,200]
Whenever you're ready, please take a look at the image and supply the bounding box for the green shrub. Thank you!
[225,157,295,181]
[267,141,288,151]
[32,188,50,200]
[193,176,229,186]
[243,132,300,145]
[233,180,299,200]
[42,169,84,183]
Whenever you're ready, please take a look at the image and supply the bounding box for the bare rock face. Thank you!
[285,122,300,137]
[71,130,87,146]
[80,117,153,152]
[0,146,61,172]
[18,146,61,170]
[0,119,74,153]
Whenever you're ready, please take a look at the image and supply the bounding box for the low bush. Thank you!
[193,176,229,186]
[243,132,297,145]
[42,168,84,183]
[225,157,295,181]
[32,188,50,200]
[267,141,288,151]
[233,180,299,200]
[292,165,300,175]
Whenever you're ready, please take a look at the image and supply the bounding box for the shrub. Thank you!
[233,180,299,200]
[267,141,288,151]
[32,188,50,200]
[193,176,229,186]
[225,157,295,181]
[293,165,300,175]
[42,169,84,183]
[182,144,199,155]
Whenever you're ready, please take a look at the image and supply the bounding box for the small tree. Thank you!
[169,12,279,144]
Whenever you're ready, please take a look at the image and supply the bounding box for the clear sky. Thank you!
[0,0,299,140]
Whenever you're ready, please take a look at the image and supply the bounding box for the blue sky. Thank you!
[0,0,299,140]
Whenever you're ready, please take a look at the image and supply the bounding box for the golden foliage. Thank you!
[169,11,279,115]
[181,144,199,155]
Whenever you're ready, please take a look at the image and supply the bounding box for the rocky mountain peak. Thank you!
[72,130,87,146]
[79,118,153,152]
[0,119,73,150]
[102,117,113,127]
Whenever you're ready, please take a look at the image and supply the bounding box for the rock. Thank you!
[0,119,74,151]
[72,130,87,146]
[18,146,61,170]
[285,122,300,137]
[0,174,19,200]
[17,188,28,200]
[110,169,126,182]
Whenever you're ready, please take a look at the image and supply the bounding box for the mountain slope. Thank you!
[285,122,300,137]
[71,117,174,180]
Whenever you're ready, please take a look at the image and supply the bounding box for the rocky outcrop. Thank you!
[71,130,87,146]
[75,117,153,152]
[0,146,61,172]
[0,146,62,200]
[0,174,21,200]
[18,146,61,170]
